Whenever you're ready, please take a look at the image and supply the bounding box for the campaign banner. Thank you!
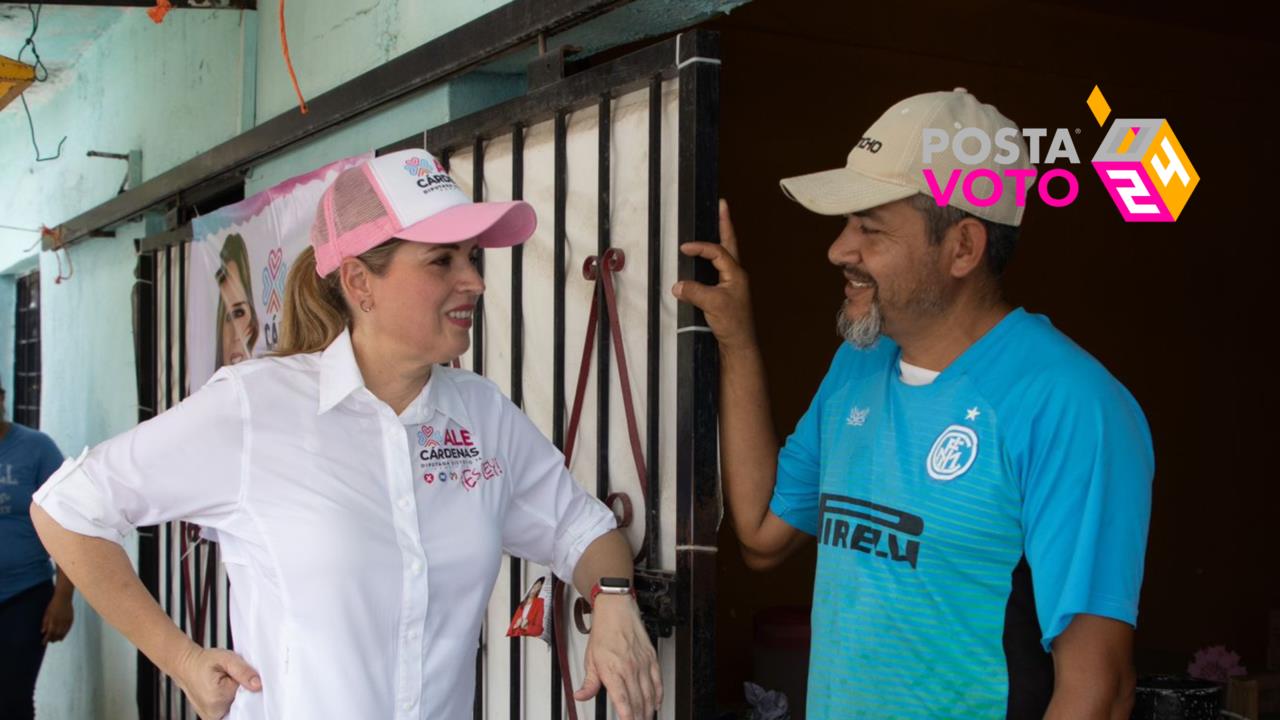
[187,153,370,390]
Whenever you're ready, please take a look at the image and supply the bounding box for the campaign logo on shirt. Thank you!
[416,421,501,491]
[926,424,978,482]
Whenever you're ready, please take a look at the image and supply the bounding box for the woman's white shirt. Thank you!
[33,329,616,720]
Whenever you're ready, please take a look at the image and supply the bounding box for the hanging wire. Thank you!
[18,3,68,162]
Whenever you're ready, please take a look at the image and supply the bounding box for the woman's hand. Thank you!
[174,645,262,720]
[574,595,662,719]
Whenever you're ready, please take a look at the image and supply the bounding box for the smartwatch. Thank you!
[589,576,636,606]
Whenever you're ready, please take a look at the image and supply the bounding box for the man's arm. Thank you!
[672,200,809,569]
[1045,614,1136,720]
[41,565,75,643]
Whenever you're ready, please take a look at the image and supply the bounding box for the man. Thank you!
[673,89,1153,718]
[0,384,74,719]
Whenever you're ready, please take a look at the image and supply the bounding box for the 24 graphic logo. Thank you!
[1088,85,1199,222]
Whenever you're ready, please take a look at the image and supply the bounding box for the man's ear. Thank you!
[945,217,989,280]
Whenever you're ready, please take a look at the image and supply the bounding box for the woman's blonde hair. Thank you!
[276,240,405,356]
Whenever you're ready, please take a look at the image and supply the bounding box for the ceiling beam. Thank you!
[45,0,632,250]
[5,1,257,8]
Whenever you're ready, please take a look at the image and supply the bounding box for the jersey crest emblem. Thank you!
[926,424,978,481]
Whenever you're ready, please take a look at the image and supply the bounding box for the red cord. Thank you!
[279,0,308,114]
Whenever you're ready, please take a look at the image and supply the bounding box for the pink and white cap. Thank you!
[310,148,536,277]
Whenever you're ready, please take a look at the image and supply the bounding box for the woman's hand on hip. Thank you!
[574,595,661,719]
[175,645,262,720]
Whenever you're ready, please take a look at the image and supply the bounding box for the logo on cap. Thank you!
[404,156,447,178]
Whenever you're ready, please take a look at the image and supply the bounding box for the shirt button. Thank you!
[398,497,411,510]
[410,560,422,575]
[407,629,418,639]
[402,701,412,711]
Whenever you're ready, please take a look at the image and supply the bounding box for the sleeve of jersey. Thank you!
[769,345,850,536]
[31,370,246,544]
[498,399,617,583]
[1016,376,1154,652]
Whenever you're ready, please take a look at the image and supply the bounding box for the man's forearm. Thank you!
[718,340,780,547]
[53,565,75,600]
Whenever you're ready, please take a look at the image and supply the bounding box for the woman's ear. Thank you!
[338,257,372,307]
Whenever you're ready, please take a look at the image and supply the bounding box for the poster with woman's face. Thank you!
[187,154,370,391]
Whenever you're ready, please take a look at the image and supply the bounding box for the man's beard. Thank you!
[837,297,883,349]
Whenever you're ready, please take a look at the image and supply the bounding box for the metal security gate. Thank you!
[134,29,720,720]
[135,235,236,720]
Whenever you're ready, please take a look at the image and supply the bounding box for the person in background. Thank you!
[0,382,72,720]
[214,233,261,369]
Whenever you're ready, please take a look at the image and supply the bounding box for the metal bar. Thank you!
[48,0,637,249]
[30,0,256,7]
[139,224,193,253]
[466,141,486,718]
[161,245,175,718]
[550,108,568,720]
[411,37,678,159]
[210,543,219,649]
[509,122,525,720]
[673,29,720,720]
[645,73,662,574]
[133,247,159,720]
[594,91,612,720]
[472,129,486,720]
[473,136,486,377]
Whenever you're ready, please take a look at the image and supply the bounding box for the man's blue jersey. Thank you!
[770,308,1153,718]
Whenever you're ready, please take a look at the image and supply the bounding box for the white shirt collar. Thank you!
[898,358,941,386]
[317,329,471,427]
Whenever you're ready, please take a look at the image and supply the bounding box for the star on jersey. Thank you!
[965,407,981,421]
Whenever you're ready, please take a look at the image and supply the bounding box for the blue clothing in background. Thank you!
[0,423,66,603]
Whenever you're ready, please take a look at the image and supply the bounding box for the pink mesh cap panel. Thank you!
[311,164,401,276]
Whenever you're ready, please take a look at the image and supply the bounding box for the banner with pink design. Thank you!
[187,153,371,390]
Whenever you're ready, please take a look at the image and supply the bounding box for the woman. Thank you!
[30,149,660,720]
[507,576,547,637]
[213,233,260,369]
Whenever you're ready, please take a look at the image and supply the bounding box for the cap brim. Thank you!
[779,167,918,216]
[397,200,537,248]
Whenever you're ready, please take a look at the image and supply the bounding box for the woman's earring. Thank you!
[360,299,373,313]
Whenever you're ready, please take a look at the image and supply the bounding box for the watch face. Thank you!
[600,576,631,589]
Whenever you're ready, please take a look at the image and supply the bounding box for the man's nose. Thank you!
[828,221,863,267]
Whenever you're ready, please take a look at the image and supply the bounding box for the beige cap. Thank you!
[780,88,1032,227]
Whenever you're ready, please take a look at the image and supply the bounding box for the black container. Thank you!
[1131,675,1223,720]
